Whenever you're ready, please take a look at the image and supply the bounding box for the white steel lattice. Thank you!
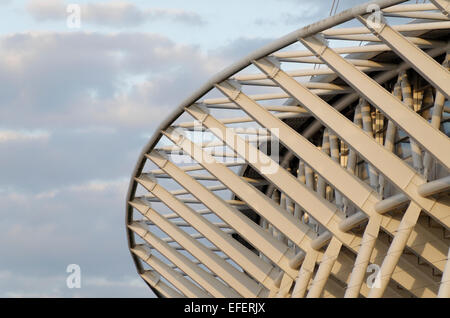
[126,0,450,298]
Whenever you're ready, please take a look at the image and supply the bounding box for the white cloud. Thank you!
[27,0,64,20]
[2,177,129,201]
[0,175,153,297]
[0,8,285,298]
[0,31,224,130]
[69,126,117,135]
[0,129,50,143]
[0,270,148,297]
[67,178,128,193]
[27,0,206,27]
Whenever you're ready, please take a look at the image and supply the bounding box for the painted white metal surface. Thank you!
[126,0,450,298]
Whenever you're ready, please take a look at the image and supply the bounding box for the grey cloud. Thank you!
[255,0,370,27]
[0,271,148,297]
[254,9,321,27]
[0,129,142,192]
[279,0,365,8]
[26,0,206,27]
[0,29,245,197]
[0,10,284,296]
[0,0,399,299]
[0,30,220,297]
[209,37,275,64]
[26,0,65,20]
[85,4,207,27]
[0,31,218,130]
[0,177,152,297]
[283,7,322,25]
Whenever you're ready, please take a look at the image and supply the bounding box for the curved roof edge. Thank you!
[125,0,406,297]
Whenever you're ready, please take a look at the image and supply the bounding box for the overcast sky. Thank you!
[0,0,381,297]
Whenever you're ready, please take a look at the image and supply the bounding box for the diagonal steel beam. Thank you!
[429,0,449,17]
[130,244,210,298]
[185,104,437,297]
[129,223,240,298]
[135,174,280,291]
[307,237,343,298]
[129,198,265,297]
[214,79,380,223]
[144,150,299,279]
[368,202,423,297]
[253,57,450,229]
[299,35,450,170]
[139,270,184,298]
[211,77,448,273]
[291,248,319,298]
[345,213,383,298]
[357,14,450,100]
[162,127,316,254]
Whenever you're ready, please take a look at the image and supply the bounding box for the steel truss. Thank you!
[126,0,450,298]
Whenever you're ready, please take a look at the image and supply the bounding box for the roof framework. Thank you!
[126,0,450,298]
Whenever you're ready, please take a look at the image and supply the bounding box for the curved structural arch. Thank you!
[126,0,450,298]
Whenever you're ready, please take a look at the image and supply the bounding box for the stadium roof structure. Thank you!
[125,0,450,298]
